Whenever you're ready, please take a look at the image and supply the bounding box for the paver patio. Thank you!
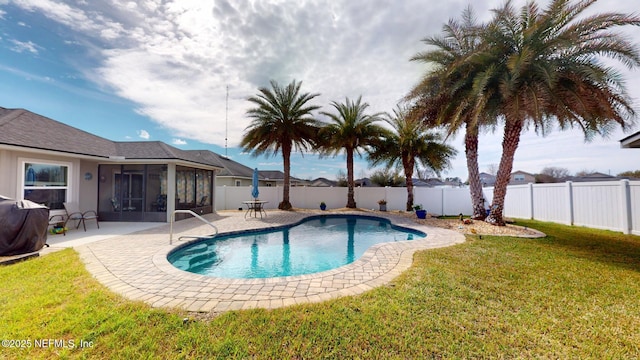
[76,210,465,313]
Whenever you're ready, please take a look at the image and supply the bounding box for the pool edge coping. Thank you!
[78,210,466,313]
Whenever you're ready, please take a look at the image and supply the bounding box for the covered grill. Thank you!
[0,196,49,256]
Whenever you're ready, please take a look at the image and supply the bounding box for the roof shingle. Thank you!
[0,107,222,168]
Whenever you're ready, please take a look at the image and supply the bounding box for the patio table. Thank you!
[242,200,268,219]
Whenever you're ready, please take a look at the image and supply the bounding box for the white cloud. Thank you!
[5,0,640,180]
[137,129,150,139]
[258,162,283,167]
[9,39,39,54]
[172,138,186,145]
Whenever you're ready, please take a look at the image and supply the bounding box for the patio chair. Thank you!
[198,195,208,206]
[63,202,99,232]
[111,197,135,212]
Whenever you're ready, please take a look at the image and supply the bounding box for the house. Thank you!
[509,170,535,185]
[567,172,622,182]
[479,172,496,187]
[309,177,337,187]
[197,152,264,187]
[0,107,223,222]
[354,178,375,187]
[258,170,308,187]
[620,131,640,148]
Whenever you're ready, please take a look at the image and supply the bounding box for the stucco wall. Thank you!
[0,149,16,198]
[216,177,254,187]
[0,148,85,215]
[79,160,99,213]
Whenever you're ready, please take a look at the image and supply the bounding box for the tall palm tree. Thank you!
[319,96,386,208]
[240,80,320,210]
[368,105,457,211]
[408,6,496,220]
[477,0,640,225]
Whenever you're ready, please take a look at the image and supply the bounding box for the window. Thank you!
[22,161,69,209]
[176,166,213,210]
[235,180,241,187]
[514,174,525,182]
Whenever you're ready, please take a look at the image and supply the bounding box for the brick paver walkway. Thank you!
[77,210,465,313]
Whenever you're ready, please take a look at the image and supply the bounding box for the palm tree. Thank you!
[368,105,457,211]
[408,6,496,220]
[476,0,640,225]
[240,80,320,210]
[319,96,386,208]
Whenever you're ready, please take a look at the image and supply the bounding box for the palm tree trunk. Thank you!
[486,120,523,226]
[465,124,486,220]
[279,144,293,210]
[346,147,357,208]
[403,156,415,211]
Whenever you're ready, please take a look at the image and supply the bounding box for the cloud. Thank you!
[5,0,640,180]
[137,129,150,139]
[9,39,39,54]
[258,162,283,167]
[6,0,476,149]
[172,138,187,145]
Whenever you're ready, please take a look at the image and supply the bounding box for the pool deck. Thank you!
[71,210,465,313]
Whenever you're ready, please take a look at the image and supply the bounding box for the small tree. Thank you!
[618,170,640,178]
[537,166,570,183]
[370,169,405,187]
[335,170,348,187]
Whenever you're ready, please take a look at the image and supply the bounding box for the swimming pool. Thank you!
[168,214,426,279]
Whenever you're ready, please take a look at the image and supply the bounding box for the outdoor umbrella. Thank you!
[252,168,259,200]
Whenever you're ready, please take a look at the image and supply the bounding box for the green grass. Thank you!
[1,220,640,358]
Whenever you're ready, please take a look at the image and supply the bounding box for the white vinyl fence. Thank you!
[215,180,640,235]
[215,186,472,215]
[486,180,640,235]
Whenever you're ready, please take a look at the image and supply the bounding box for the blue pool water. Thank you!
[168,214,426,279]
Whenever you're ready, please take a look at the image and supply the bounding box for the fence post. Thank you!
[528,183,534,219]
[621,179,632,235]
[440,188,445,216]
[566,181,574,226]
[221,185,226,211]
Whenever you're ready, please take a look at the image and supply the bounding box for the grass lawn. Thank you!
[1,220,639,359]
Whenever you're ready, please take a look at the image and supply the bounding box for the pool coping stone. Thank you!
[77,210,465,313]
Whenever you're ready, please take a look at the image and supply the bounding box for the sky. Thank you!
[0,0,638,182]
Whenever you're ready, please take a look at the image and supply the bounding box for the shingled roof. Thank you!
[0,107,116,157]
[0,107,221,168]
[185,150,255,178]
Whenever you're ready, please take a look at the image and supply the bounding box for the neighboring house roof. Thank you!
[354,178,376,187]
[478,172,496,186]
[567,172,621,182]
[309,177,337,187]
[512,170,535,177]
[0,107,222,169]
[620,131,640,148]
[412,178,430,187]
[259,170,306,184]
[259,170,285,180]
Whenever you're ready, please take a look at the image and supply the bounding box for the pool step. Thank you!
[179,243,209,255]
[188,252,221,272]
[178,234,216,242]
